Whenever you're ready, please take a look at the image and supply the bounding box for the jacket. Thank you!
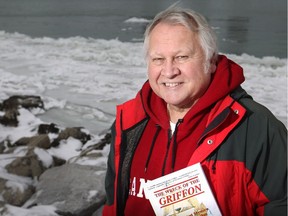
[103,55,287,216]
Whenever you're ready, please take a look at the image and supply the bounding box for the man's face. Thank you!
[147,23,213,110]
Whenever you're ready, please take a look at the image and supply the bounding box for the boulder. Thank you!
[1,95,44,111]
[0,95,44,127]
[35,163,106,216]
[0,141,6,153]
[2,180,35,206]
[0,201,6,215]
[14,134,51,149]
[38,123,60,134]
[51,127,91,147]
[0,95,110,215]
[5,148,47,178]
[0,109,19,126]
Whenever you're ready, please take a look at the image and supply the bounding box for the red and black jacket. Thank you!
[103,56,287,216]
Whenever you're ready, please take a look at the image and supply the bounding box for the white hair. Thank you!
[143,7,218,72]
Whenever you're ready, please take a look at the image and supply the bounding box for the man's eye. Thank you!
[152,58,165,65]
[175,56,189,62]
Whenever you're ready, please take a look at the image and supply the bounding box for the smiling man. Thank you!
[103,7,287,216]
[147,21,215,123]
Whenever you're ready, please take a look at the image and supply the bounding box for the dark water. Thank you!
[0,0,286,58]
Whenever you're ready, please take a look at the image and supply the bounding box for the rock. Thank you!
[36,163,106,216]
[38,123,60,134]
[13,137,31,146]
[5,148,47,178]
[27,135,51,149]
[0,201,6,215]
[52,156,67,167]
[0,141,6,153]
[2,180,35,206]
[92,132,111,151]
[78,132,111,159]
[2,95,44,111]
[51,127,91,147]
[0,178,7,193]
[0,109,19,126]
[0,175,35,207]
[14,134,51,149]
[0,95,44,127]
[0,95,111,215]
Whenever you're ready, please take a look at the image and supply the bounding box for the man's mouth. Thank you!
[164,82,182,87]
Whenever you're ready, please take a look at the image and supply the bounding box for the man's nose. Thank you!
[161,60,180,78]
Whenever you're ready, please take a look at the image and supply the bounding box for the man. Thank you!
[103,7,287,216]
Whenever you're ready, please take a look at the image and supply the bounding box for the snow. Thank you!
[124,17,151,23]
[4,204,58,216]
[34,148,54,168]
[47,137,83,161]
[0,108,43,144]
[0,30,286,215]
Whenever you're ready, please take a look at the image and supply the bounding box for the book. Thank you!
[143,163,222,216]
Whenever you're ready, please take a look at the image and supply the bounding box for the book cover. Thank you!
[143,163,222,216]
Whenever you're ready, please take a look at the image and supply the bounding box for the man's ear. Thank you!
[209,53,217,74]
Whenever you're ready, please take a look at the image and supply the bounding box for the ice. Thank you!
[0,31,286,216]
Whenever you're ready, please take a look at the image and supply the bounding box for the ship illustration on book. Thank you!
[163,197,213,216]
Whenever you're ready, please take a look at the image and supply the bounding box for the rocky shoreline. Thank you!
[0,95,110,216]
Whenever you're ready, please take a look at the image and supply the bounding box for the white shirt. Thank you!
[170,121,176,134]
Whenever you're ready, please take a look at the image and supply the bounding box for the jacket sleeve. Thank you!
[103,121,117,216]
[245,103,287,216]
[261,119,287,216]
